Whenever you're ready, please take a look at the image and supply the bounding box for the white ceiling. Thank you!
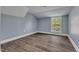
[27,6,66,14]
[2,6,29,17]
[1,6,73,18]
[27,6,72,18]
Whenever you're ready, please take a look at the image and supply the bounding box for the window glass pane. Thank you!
[51,17,62,33]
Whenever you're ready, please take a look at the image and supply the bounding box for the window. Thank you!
[51,17,62,33]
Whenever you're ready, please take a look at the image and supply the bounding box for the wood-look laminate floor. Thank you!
[1,33,76,52]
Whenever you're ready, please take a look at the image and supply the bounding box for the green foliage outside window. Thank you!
[51,17,61,31]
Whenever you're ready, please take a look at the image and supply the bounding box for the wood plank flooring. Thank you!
[1,33,76,52]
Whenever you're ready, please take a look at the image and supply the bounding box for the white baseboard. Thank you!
[37,31,68,36]
[1,31,79,52]
[67,35,79,52]
[37,31,79,52]
[1,32,37,44]
[1,31,67,44]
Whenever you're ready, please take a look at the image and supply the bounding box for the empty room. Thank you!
[0,6,79,52]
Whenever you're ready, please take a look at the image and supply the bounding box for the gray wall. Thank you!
[62,15,68,34]
[69,7,79,48]
[38,15,68,34]
[1,13,37,41]
[1,12,69,42]
[38,17,51,32]
[0,7,1,39]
